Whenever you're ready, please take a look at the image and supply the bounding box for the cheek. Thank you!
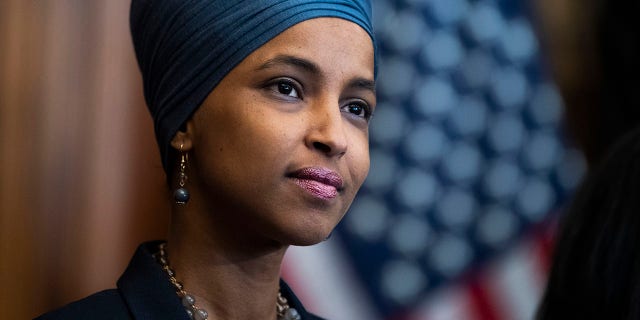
[348,135,371,186]
[217,117,298,180]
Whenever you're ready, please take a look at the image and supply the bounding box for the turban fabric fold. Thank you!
[130,0,375,173]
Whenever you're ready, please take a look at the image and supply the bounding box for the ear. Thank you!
[170,119,195,151]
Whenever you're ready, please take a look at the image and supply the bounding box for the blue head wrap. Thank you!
[130,0,376,174]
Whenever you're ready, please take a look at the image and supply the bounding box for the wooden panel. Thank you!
[0,1,169,318]
[0,0,47,318]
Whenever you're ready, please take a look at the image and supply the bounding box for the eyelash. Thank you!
[342,101,373,121]
[266,78,374,121]
[267,78,302,100]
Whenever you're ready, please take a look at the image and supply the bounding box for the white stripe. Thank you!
[485,240,545,320]
[283,234,382,320]
[413,285,476,320]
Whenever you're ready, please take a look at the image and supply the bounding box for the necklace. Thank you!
[155,243,301,320]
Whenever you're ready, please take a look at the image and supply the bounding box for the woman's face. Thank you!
[178,17,375,246]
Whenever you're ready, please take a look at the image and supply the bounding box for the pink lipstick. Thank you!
[289,167,344,200]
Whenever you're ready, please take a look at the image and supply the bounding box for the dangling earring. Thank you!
[173,144,190,205]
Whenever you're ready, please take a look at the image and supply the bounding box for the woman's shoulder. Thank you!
[34,289,130,320]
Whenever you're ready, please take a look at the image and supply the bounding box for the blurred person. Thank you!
[536,0,640,318]
[536,126,640,319]
[36,0,376,319]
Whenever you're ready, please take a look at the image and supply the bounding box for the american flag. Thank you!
[283,0,585,319]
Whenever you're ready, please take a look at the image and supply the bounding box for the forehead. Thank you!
[241,17,375,80]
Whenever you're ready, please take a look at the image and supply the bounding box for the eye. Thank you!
[342,101,373,121]
[274,80,299,98]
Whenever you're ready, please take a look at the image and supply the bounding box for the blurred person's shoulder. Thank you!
[34,289,130,320]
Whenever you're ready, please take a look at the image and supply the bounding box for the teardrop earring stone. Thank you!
[174,187,190,204]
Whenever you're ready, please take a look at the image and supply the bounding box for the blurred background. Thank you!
[1,0,634,319]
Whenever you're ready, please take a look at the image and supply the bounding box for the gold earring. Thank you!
[173,144,190,205]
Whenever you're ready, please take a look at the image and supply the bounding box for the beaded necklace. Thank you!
[155,243,301,320]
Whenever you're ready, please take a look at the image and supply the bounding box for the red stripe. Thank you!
[390,310,414,320]
[527,218,558,308]
[533,216,559,273]
[466,274,500,320]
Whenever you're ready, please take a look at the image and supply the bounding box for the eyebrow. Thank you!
[348,78,376,95]
[256,54,376,94]
[256,55,321,74]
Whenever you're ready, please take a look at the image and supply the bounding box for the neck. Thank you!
[165,208,289,320]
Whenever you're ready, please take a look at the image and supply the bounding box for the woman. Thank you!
[36,0,376,319]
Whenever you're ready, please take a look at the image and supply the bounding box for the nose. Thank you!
[305,102,348,158]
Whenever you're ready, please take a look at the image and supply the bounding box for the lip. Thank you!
[288,167,344,200]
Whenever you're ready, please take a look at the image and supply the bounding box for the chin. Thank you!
[269,204,346,246]
[279,225,333,247]
[288,236,326,247]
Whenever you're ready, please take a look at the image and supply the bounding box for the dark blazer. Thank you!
[36,241,325,320]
